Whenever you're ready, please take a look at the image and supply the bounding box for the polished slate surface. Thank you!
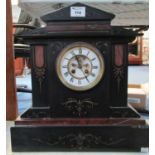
[7,121,149,155]
[15,65,149,115]
[7,65,149,154]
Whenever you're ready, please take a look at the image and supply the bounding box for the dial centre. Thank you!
[68,55,92,79]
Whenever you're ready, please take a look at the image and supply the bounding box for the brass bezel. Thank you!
[56,42,105,91]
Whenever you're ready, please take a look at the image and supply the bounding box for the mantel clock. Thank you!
[11,3,148,152]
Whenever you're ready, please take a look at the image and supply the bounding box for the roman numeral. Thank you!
[71,51,76,56]
[70,77,74,83]
[64,72,69,77]
[79,48,82,54]
[92,66,98,69]
[86,51,90,56]
[91,58,96,61]
[62,65,67,68]
[91,73,96,77]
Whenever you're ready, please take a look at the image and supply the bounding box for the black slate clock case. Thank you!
[11,3,149,152]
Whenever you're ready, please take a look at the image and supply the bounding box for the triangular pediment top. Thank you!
[41,3,115,23]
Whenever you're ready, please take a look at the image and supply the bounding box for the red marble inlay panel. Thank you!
[15,118,146,126]
[35,46,44,68]
[115,45,124,66]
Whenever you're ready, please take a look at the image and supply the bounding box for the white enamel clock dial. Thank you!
[56,42,105,91]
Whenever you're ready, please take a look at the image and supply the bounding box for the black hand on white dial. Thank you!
[75,56,82,69]
[82,70,90,83]
[75,56,89,83]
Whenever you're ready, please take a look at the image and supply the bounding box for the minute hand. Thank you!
[81,68,89,83]
[75,56,82,68]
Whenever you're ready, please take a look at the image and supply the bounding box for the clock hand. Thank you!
[79,62,90,82]
[75,55,89,82]
[75,56,82,69]
[81,69,90,82]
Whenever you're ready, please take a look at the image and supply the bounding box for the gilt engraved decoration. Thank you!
[49,41,66,55]
[113,45,126,93]
[35,68,45,92]
[113,66,124,93]
[32,133,126,150]
[62,98,98,116]
[95,41,108,54]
